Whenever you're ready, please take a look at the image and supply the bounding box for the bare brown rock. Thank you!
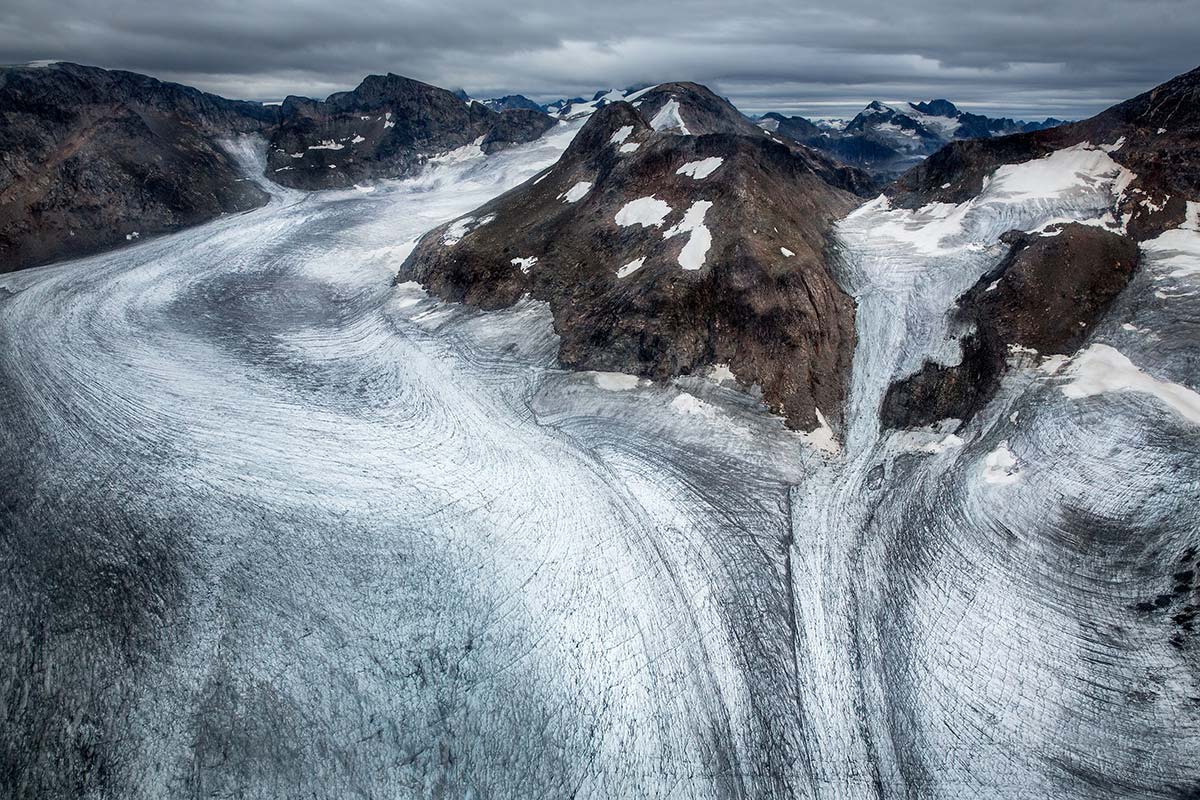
[400,100,867,432]
[0,62,277,273]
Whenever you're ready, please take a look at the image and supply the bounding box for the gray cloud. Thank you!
[2,0,1196,119]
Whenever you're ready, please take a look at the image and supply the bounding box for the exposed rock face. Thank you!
[880,224,1140,429]
[265,74,555,190]
[399,100,867,432]
[1,64,562,272]
[760,100,1065,179]
[0,62,277,273]
[889,66,1200,240]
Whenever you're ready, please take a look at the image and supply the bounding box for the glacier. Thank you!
[1,125,1198,799]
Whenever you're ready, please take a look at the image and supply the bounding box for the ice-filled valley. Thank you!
[2,122,1198,800]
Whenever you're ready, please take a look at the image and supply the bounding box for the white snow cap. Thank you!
[676,157,724,180]
[615,196,672,228]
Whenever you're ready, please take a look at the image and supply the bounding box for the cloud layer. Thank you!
[2,0,1196,119]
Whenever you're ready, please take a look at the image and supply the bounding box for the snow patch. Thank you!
[616,257,646,278]
[609,125,634,145]
[676,157,724,180]
[671,392,720,421]
[982,442,1021,485]
[592,372,641,391]
[615,196,672,228]
[442,215,491,246]
[708,364,737,385]
[307,140,345,151]
[986,142,1134,204]
[663,201,713,270]
[1060,344,1200,425]
[1140,201,1200,279]
[780,247,795,258]
[650,99,691,135]
[619,142,640,154]
[800,408,840,454]
[560,181,593,204]
[511,256,538,274]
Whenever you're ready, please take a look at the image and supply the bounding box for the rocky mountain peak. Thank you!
[397,90,871,434]
[913,98,960,117]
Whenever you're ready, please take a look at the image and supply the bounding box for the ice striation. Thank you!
[1,102,1198,800]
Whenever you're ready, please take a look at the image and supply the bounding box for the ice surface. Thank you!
[2,123,1197,800]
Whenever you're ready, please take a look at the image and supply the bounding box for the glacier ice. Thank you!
[1,125,1198,800]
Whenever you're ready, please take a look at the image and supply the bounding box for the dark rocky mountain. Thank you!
[398,91,876,433]
[265,73,556,190]
[0,62,278,273]
[880,65,1200,429]
[482,94,543,113]
[0,64,562,271]
[759,99,1065,179]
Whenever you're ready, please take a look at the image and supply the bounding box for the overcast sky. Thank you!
[2,0,1197,119]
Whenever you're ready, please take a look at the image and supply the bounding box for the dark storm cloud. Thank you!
[2,0,1196,118]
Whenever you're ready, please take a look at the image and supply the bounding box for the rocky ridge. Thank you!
[0,62,278,272]
[265,73,556,190]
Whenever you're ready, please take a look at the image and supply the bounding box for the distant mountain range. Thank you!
[755,99,1066,178]
[473,89,1068,179]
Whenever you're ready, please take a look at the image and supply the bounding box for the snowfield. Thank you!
[1,124,1197,800]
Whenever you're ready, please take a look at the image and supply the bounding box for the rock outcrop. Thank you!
[880,224,1140,429]
[0,62,278,273]
[265,73,555,190]
[399,96,873,433]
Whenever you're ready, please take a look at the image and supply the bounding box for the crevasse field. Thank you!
[2,123,1198,799]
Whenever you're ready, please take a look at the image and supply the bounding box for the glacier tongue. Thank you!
[784,143,1200,799]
